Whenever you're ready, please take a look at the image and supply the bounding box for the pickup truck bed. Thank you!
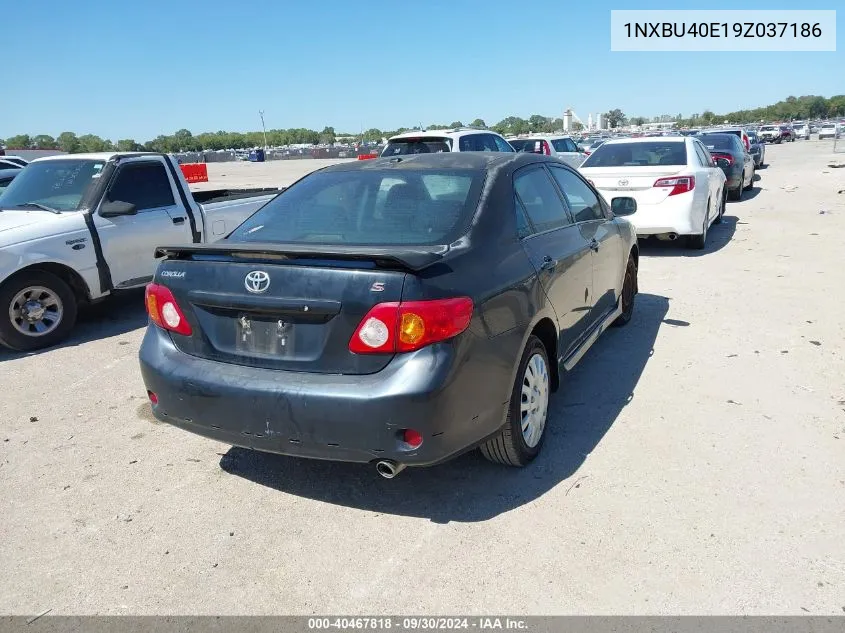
[192,188,281,205]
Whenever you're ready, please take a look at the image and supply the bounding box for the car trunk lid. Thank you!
[150,244,445,375]
[580,166,687,203]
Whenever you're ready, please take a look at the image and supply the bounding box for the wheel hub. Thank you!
[21,300,46,323]
[9,286,64,337]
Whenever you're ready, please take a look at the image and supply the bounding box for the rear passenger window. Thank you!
[694,143,711,166]
[548,166,604,222]
[514,167,571,233]
[459,135,481,151]
[514,195,533,239]
[107,162,175,211]
[493,135,515,152]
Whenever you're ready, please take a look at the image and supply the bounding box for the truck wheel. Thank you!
[0,271,78,351]
[480,335,550,467]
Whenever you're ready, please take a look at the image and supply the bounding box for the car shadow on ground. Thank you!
[736,186,762,201]
[0,289,147,362]
[638,215,738,257]
[219,293,670,523]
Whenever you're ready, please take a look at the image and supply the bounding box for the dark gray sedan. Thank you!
[139,152,639,477]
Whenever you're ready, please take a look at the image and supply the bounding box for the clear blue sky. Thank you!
[4,0,842,141]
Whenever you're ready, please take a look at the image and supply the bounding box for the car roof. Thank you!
[32,152,164,163]
[508,135,574,140]
[317,151,555,174]
[599,136,687,146]
[387,129,502,141]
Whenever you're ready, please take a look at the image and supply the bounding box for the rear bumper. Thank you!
[598,191,701,236]
[138,326,510,467]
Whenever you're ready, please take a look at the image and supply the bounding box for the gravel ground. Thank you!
[1,141,844,615]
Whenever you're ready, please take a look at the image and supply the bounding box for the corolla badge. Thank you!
[244,270,270,294]
[618,179,629,186]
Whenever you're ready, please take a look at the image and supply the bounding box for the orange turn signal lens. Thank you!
[399,312,425,345]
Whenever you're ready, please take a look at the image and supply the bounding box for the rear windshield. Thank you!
[697,134,737,151]
[550,139,574,152]
[381,138,451,156]
[228,169,484,246]
[580,141,687,167]
[509,139,544,153]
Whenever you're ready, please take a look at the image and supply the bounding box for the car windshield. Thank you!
[382,138,451,156]
[228,168,484,246]
[0,159,106,211]
[698,134,737,150]
[821,124,836,129]
[580,141,687,167]
[760,126,776,131]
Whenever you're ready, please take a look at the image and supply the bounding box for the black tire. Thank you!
[480,335,550,467]
[613,256,637,327]
[713,189,726,224]
[729,176,743,201]
[0,271,78,352]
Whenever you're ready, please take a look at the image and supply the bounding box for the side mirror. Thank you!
[100,200,138,218]
[611,197,637,216]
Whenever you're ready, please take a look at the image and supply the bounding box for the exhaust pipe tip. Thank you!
[375,460,406,479]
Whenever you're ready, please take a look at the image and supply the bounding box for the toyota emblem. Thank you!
[618,178,629,186]
[244,270,270,294]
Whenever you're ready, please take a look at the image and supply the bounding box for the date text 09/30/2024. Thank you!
[307,617,529,630]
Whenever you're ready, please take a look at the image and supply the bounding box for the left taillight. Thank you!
[145,283,192,336]
[349,297,473,354]
[653,175,695,196]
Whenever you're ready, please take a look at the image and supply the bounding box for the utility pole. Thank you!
[259,110,268,149]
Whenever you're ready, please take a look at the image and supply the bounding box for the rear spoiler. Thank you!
[153,242,450,271]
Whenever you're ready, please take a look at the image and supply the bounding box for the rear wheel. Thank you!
[613,256,637,327]
[743,167,755,191]
[0,271,78,351]
[729,173,743,201]
[480,335,550,467]
[713,189,726,224]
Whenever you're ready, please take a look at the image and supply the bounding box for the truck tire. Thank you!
[0,271,78,351]
[480,335,550,467]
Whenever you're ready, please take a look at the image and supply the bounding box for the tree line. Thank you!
[3,95,843,154]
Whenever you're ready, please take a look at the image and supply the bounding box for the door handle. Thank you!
[589,238,600,252]
[540,255,557,271]
[172,217,186,225]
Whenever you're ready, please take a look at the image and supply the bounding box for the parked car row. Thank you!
[0,127,769,477]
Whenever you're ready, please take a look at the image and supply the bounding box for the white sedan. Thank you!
[578,136,727,249]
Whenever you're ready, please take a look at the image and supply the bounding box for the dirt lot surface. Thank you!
[1,142,844,615]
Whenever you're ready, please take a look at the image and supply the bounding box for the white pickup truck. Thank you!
[0,152,281,351]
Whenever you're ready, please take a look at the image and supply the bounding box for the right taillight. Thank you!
[653,175,695,196]
[711,153,734,165]
[349,297,473,354]
[145,283,192,336]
